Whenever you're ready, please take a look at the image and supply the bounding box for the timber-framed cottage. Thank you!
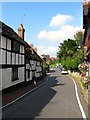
[0,22,26,91]
[0,21,47,92]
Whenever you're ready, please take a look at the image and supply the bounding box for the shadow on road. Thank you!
[52,83,65,87]
[28,76,58,119]
[2,72,65,119]
[2,76,56,119]
[49,69,56,73]
[31,76,65,119]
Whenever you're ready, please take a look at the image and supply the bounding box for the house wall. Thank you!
[2,67,24,89]
[26,63,32,81]
[85,28,90,50]
[35,61,42,78]
[0,22,44,91]
[26,59,42,82]
[0,35,25,90]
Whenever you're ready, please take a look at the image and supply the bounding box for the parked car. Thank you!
[61,68,69,75]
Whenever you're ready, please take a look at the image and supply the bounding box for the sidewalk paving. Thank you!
[2,76,48,106]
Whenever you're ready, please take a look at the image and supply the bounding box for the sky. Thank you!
[1,2,85,57]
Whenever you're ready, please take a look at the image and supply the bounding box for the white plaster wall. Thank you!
[26,62,32,81]
[36,66,42,72]
[32,61,36,70]
[2,67,25,90]
[12,53,15,64]
[19,54,21,64]
[30,71,32,80]
[7,39,11,50]
[1,36,6,49]
[20,45,24,53]
[35,71,41,78]
[18,67,24,82]
[26,64,29,69]
[7,52,11,64]
[37,61,40,66]
[39,66,42,71]
[0,49,1,64]
[26,70,32,81]
[26,78,30,82]
[2,68,12,89]
[16,54,18,64]
[0,68,2,90]
[22,55,24,64]
[35,72,38,78]
[26,71,29,81]
[1,49,6,64]
[0,38,1,47]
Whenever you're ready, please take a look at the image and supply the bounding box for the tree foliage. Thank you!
[57,31,83,71]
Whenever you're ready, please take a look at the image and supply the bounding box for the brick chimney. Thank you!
[83,0,88,15]
[83,0,88,5]
[30,44,34,48]
[18,24,25,40]
[34,48,37,53]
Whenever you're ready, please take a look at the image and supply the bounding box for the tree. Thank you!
[57,39,78,60]
[74,31,84,47]
[57,31,83,71]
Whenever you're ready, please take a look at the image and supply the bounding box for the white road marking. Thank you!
[0,77,49,109]
[70,77,87,120]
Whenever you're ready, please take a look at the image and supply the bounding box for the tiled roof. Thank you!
[0,21,42,61]
[0,21,26,45]
[25,42,42,61]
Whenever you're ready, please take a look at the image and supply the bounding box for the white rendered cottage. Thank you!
[0,21,25,91]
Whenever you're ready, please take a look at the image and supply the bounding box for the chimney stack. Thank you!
[18,24,25,40]
[83,0,87,5]
[34,48,37,53]
[30,44,34,48]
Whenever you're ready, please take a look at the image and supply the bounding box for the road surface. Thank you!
[2,69,88,119]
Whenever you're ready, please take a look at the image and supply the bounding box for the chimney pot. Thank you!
[83,0,88,5]
[34,48,37,53]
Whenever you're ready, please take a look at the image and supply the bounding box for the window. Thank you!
[1,36,6,49]
[12,41,20,52]
[7,39,11,50]
[12,67,18,81]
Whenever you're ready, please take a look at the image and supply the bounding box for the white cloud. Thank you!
[37,25,83,43]
[37,45,58,57]
[49,14,73,27]
[37,14,84,57]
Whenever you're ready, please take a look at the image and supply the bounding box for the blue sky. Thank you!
[2,2,84,57]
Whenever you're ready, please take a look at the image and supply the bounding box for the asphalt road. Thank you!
[2,69,88,119]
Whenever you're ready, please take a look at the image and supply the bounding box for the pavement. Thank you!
[2,76,48,106]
